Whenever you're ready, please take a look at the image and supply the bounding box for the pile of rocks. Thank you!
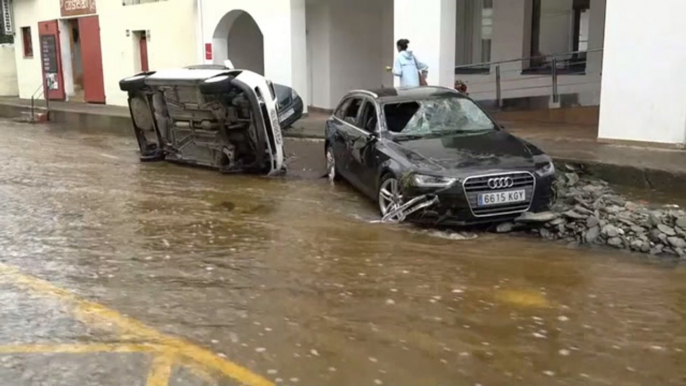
[498,168,686,258]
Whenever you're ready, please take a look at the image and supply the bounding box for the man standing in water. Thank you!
[391,39,429,87]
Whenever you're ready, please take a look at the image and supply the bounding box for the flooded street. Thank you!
[0,119,685,386]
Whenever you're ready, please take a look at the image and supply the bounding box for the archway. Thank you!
[212,10,265,74]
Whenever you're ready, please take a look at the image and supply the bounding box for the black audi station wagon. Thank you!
[324,87,556,225]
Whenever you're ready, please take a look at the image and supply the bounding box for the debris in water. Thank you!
[385,299,396,305]
[558,315,570,322]
[267,369,278,375]
[255,347,266,353]
[310,349,320,356]
[162,239,170,247]
[369,357,378,363]
[543,371,556,377]
[559,349,571,356]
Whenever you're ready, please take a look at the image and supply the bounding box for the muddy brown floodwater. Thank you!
[0,119,685,386]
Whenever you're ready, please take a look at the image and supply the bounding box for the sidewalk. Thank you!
[1,96,685,193]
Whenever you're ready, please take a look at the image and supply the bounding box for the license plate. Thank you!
[269,109,283,145]
[279,108,295,121]
[478,190,526,206]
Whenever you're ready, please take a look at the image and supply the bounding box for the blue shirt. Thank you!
[392,50,429,87]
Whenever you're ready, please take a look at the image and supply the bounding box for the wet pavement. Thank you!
[0,118,685,386]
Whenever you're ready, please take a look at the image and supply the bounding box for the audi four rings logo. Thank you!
[487,177,514,189]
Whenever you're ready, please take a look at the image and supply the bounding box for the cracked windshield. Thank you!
[0,0,686,386]
[387,97,495,136]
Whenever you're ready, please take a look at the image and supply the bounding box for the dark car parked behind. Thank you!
[324,87,556,225]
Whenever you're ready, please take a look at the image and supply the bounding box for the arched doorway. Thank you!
[212,10,264,75]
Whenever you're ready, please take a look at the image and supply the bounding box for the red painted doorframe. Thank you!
[38,20,66,101]
[78,16,106,104]
[139,33,149,72]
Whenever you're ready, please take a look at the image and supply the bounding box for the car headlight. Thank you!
[536,161,555,177]
[413,174,457,188]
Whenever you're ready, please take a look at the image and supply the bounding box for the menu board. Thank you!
[40,35,58,74]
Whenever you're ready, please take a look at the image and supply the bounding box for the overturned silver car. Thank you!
[119,68,284,175]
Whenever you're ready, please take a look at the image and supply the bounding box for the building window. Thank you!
[21,26,32,57]
[572,0,591,53]
[528,0,588,74]
[456,0,493,74]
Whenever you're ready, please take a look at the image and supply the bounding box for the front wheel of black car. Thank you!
[325,145,340,182]
[378,174,403,218]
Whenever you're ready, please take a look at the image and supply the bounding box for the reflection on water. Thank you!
[0,120,685,386]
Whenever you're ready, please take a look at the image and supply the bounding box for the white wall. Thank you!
[98,0,198,106]
[12,0,61,100]
[304,0,391,110]
[12,0,197,105]
[202,0,309,111]
[227,13,265,74]
[0,44,19,96]
[598,0,686,145]
[329,0,390,102]
[394,0,456,88]
[305,0,331,108]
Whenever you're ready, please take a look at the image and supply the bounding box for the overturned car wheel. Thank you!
[119,72,155,93]
[199,74,233,95]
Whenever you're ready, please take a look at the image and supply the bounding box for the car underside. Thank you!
[121,70,284,175]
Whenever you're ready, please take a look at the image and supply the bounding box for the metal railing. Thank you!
[29,80,50,124]
[455,48,603,108]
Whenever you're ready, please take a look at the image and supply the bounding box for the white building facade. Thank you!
[2,0,686,147]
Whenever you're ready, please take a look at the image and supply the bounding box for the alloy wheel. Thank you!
[378,177,403,218]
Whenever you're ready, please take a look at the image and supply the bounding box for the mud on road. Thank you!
[0,119,685,386]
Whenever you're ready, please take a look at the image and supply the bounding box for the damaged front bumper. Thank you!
[386,172,555,225]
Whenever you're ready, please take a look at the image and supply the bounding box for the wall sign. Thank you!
[60,0,97,17]
[205,43,212,60]
[1,0,13,35]
[40,35,58,74]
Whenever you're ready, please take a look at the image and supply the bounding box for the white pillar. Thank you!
[262,0,308,112]
[598,0,686,146]
[394,0,456,87]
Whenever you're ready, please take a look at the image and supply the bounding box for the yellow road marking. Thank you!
[0,343,159,355]
[146,354,175,386]
[494,289,551,308]
[0,263,274,386]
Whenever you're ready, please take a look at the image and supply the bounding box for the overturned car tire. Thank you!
[119,72,155,93]
[199,74,234,95]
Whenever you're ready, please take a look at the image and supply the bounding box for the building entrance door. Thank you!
[38,20,65,101]
[78,15,105,103]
